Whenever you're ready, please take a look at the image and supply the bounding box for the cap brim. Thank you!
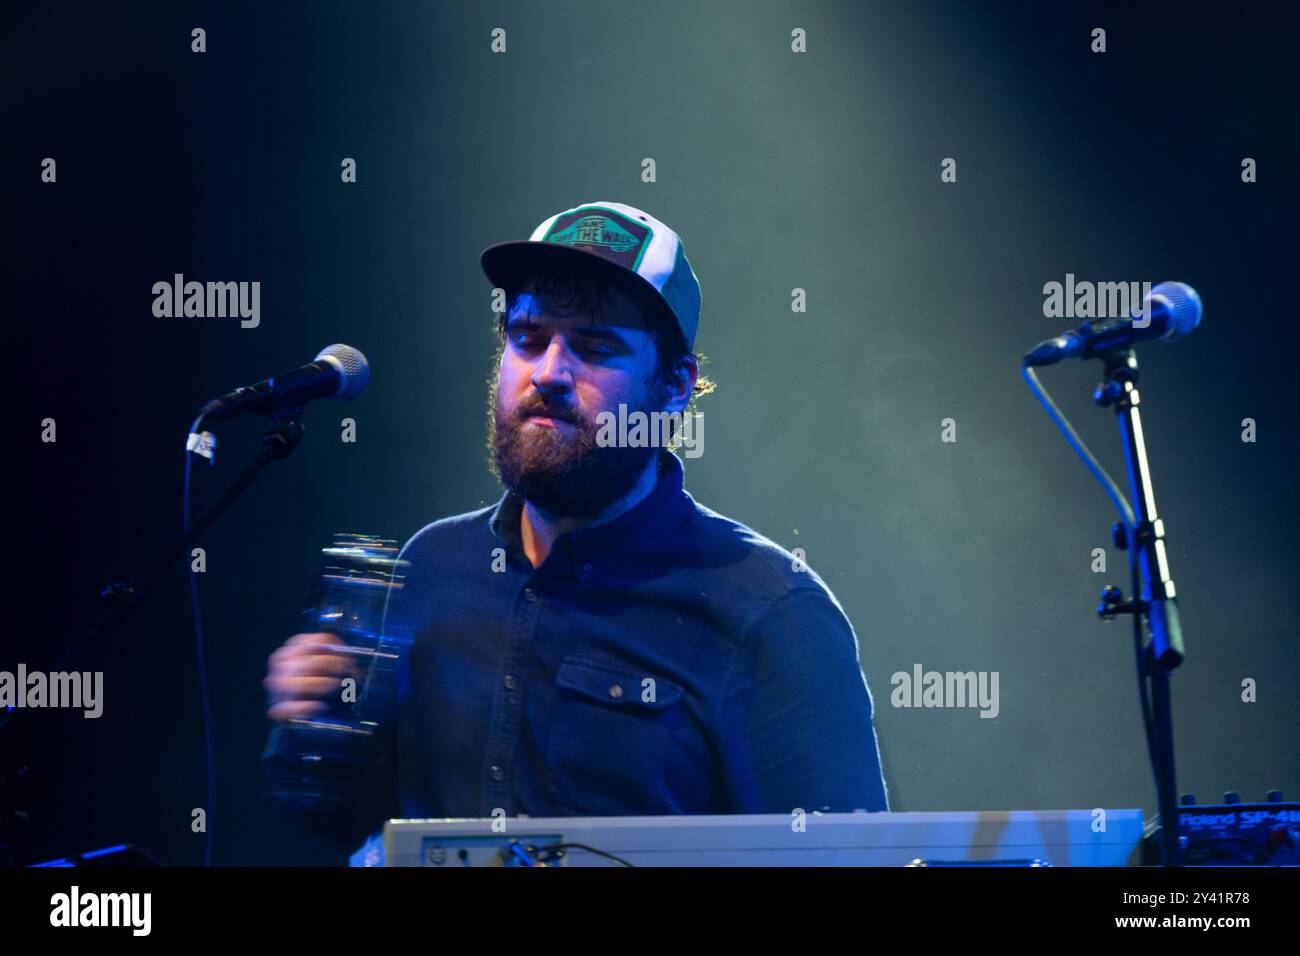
[480,240,680,340]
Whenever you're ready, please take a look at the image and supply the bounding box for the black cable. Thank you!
[531,842,635,867]
[1020,365,1134,527]
[184,414,217,867]
[1127,510,1158,777]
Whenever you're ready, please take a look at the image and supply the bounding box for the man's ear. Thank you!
[662,355,698,414]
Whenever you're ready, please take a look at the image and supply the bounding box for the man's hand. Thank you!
[264,632,361,722]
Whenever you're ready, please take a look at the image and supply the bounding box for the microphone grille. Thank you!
[316,343,371,400]
[1151,282,1203,342]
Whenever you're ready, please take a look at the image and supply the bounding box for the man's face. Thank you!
[489,280,679,519]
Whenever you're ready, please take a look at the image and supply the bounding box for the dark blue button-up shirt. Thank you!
[267,449,889,841]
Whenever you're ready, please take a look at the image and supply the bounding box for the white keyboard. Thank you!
[352,809,1145,866]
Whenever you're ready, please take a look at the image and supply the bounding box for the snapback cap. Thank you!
[480,201,702,350]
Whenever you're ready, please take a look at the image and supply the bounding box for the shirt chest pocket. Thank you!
[544,656,685,816]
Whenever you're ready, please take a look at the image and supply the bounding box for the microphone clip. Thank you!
[1093,350,1139,407]
[260,412,306,459]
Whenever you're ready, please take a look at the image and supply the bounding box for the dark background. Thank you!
[5,1,1297,865]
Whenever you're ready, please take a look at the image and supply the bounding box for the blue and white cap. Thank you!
[480,201,702,350]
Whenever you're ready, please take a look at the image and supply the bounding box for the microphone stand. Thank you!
[0,410,306,865]
[1093,350,1185,867]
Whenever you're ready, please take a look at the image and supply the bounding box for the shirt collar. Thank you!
[489,450,686,580]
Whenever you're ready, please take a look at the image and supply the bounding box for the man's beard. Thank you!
[487,382,663,520]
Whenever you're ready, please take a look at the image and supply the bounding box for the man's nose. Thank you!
[531,338,576,394]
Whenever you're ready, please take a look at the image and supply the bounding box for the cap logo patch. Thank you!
[548,215,638,252]
[542,207,652,271]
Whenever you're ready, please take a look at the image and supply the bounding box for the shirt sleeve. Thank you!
[718,585,890,814]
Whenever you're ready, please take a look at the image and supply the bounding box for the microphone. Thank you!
[199,344,370,424]
[1023,281,1202,367]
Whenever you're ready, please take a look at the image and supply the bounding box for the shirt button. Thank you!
[489,765,505,782]
[608,684,623,699]
[580,562,593,574]
[503,674,518,691]
[524,588,536,602]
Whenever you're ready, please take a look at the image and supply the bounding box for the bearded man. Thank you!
[263,202,888,848]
